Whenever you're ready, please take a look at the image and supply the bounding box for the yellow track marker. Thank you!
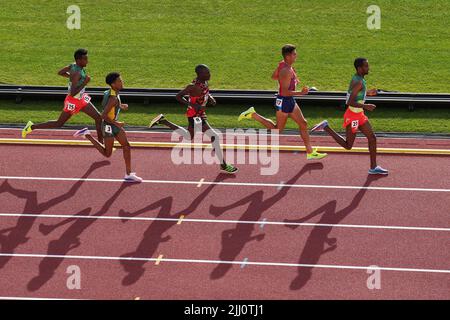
[1,138,449,155]
[177,215,185,225]
[155,254,164,265]
[197,178,205,187]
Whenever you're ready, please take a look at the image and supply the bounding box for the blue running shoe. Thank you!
[310,120,329,132]
[368,166,389,175]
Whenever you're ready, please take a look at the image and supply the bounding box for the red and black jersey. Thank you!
[186,79,209,118]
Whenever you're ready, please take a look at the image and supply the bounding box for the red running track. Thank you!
[0,139,449,299]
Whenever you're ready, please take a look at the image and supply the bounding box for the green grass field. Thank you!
[0,1,449,133]
[1,99,448,134]
[1,0,449,92]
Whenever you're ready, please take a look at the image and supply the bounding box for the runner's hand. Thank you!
[301,86,309,95]
[367,89,378,96]
[364,104,376,111]
[120,104,128,111]
[84,75,91,84]
[207,95,216,107]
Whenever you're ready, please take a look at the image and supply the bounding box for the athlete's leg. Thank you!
[358,121,377,169]
[289,104,313,154]
[324,124,357,150]
[85,133,109,156]
[31,111,72,130]
[251,112,277,129]
[82,103,104,143]
[202,120,225,166]
[115,130,132,175]
[202,120,238,173]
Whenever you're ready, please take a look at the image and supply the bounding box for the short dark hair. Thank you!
[195,64,209,74]
[282,44,296,57]
[74,48,88,60]
[105,72,121,86]
[354,57,368,70]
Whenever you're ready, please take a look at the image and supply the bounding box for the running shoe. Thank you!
[124,172,143,182]
[238,107,256,121]
[149,114,165,128]
[310,120,329,133]
[22,121,34,138]
[368,166,389,175]
[220,164,239,174]
[73,127,91,137]
[306,148,328,160]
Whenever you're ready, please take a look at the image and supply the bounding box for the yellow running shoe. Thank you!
[22,121,34,138]
[306,148,328,160]
[238,107,256,121]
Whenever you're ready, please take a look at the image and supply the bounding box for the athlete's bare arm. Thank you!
[271,67,279,80]
[57,65,71,78]
[102,96,124,128]
[279,67,309,96]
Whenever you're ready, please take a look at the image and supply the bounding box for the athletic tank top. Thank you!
[276,61,299,96]
[346,74,366,113]
[68,63,87,98]
[187,79,209,117]
[102,89,121,121]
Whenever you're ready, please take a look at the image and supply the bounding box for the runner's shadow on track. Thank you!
[118,173,235,286]
[27,182,131,292]
[0,160,110,270]
[209,163,324,280]
[284,174,386,291]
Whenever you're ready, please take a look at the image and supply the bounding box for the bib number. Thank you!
[193,117,202,125]
[67,103,75,111]
[83,94,91,103]
[275,98,283,107]
[105,125,112,134]
[351,120,359,129]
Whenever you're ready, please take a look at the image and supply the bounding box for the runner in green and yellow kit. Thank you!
[73,72,143,182]
[311,58,388,175]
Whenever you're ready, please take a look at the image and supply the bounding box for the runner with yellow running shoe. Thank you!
[238,44,327,161]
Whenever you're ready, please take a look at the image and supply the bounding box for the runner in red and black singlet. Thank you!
[148,64,238,174]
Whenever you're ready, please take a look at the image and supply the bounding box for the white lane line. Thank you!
[0,213,449,232]
[0,175,448,193]
[0,252,449,274]
[0,296,83,300]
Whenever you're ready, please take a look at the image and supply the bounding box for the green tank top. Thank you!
[346,74,366,106]
[102,89,121,121]
[68,63,87,98]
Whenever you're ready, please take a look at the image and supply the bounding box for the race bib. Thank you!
[275,98,283,107]
[351,120,359,129]
[105,125,112,134]
[83,94,91,103]
[67,103,75,111]
[193,117,202,125]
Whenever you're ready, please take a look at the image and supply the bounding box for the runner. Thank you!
[238,44,327,160]
[73,72,143,182]
[22,48,103,143]
[149,64,238,174]
[310,58,388,175]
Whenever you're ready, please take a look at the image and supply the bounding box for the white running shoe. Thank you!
[73,127,91,137]
[124,172,143,183]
